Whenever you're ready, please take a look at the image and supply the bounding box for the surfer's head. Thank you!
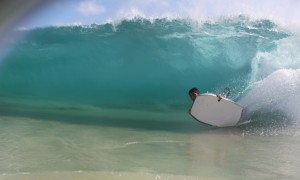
[189,87,200,101]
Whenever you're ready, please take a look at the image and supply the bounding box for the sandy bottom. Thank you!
[0,171,210,180]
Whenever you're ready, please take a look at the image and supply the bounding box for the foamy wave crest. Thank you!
[250,36,300,83]
[238,33,300,125]
[239,69,300,123]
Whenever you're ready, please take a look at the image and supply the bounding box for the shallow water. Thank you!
[0,111,300,180]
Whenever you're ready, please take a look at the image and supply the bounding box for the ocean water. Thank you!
[1,16,300,179]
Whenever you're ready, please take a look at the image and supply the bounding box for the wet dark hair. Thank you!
[188,87,199,95]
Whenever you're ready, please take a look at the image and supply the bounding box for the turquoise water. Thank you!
[1,16,300,179]
[0,17,288,111]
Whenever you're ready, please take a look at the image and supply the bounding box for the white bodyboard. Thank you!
[190,93,244,127]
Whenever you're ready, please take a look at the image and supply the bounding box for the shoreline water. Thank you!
[0,171,204,180]
[0,113,300,179]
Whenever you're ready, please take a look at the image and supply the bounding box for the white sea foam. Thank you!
[106,0,300,29]
[236,30,300,124]
[239,69,300,123]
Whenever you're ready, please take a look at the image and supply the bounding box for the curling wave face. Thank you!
[0,16,294,121]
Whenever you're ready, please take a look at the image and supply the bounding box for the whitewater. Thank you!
[1,16,300,179]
